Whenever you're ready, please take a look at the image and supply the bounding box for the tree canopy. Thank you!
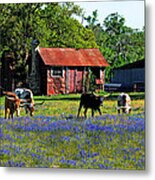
[0,3,97,86]
[84,11,144,81]
[0,3,145,87]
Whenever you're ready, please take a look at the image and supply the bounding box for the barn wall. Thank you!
[111,68,145,85]
[68,68,75,93]
[68,67,83,93]
[95,68,105,91]
[46,67,84,95]
[46,66,106,95]
[101,68,105,90]
[76,68,83,92]
[47,68,65,95]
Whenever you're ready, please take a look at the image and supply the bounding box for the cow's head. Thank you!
[99,96,104,105]
[95,96,104,106]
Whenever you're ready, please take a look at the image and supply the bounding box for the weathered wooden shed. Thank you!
[27,43,109,95]
[110,59,145,91]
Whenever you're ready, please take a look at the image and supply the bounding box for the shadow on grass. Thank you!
[35,97,80,101]
[34,92,145,102]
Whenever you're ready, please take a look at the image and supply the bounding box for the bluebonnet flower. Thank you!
[5,134,12,140]
[0,133,4,138]
[47,157,53,163]
[75,135,80,140]
[124,155,127,160]
[60,156,65,163]
[1,149,10,155]
[78,144,81,149]
[92,152,99,157]
[66,160,76,166]
[79,149,86,158]
[81,159,86,164]
[87,150,91,158]
[73,126,80,133]
[1,113,144,169]
[98,164,105,169]
[63,136,70,142]
[4,160,25,167]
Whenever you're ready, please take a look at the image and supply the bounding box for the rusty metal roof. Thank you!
[39,48,109,67]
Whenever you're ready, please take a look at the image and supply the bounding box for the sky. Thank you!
[74,0,145,30]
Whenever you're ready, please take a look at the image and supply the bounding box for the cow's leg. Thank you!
[5,111,8,119]
[122,108,126,113]
[9,109,14,119]
[5,108,7,119]
[91,109,94,117]
[77,103,82,118]
[118,109,120,114]
[8,111,11,119]
[4,99,8,119]
[16,108,20,117]
[30,106,34,116]
[9,110,13,119]
[11,113,13,119]
[84,108,88,118]
[25,106,28,114]
[97,108,102,116]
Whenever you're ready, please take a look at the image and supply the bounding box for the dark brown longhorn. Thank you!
[77,93,104,118]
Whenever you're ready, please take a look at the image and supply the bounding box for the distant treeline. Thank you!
[0,2,144,85]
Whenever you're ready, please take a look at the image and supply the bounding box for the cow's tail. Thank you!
[34,100,45,106]
[77,102,82,118]
[21,100,45,107]
[131,106,144,112]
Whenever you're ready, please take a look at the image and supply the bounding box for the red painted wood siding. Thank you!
[47,69,66,95]
[68,68,83,93]
[76,69,83,92]
[69,69,75,93]
[45,67,104,95]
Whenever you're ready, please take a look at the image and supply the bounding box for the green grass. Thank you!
[0,92,145,169]
[0,92,144,117]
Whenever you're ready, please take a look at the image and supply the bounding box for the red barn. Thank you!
[27,43,109,95]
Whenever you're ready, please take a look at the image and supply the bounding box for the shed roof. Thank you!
[114,59,144,70]
[38,48,109,67]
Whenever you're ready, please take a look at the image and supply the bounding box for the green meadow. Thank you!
[0,92,145,169]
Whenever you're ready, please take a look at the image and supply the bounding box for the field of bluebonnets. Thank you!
[0,93,145,169]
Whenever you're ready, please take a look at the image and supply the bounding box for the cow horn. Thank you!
[6,96,16,101]
[103,93,110,98]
